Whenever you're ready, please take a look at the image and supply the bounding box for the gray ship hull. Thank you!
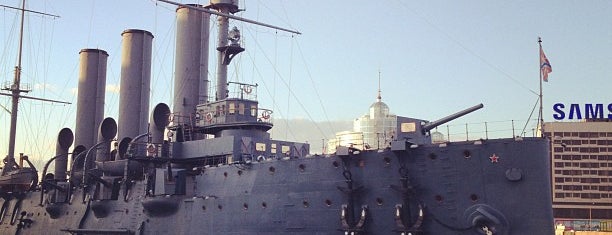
[0,137,553,234]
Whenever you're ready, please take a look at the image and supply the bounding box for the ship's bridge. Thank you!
[194,82,273,135]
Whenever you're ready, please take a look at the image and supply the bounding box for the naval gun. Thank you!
[392,103,484,148]
[422,103,484,134]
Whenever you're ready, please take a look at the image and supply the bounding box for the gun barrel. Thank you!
[422,103,484,133]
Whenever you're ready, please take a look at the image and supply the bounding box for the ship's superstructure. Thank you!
[0,1,554,234]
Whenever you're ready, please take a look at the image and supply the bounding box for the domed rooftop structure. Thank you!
[369,100,390,118]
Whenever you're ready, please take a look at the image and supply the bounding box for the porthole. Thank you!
[376,198,383,206]
[463,150,471,159]
[325,199,332,207]
[429,153,437,160]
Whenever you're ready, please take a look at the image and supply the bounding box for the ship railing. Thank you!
[168,112,193,126]
[227,81,258,101]
[126,142,171,158]
[435,119,541,142]
[1,80,31,92]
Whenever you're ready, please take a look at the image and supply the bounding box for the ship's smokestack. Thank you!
[54,128,74,180]
[174,5,210,119]
[150,103,170,143]
[117,29,154,148]
[74,49,108,155]
[95,117,117,164]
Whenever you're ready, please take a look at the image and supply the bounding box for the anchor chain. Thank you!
[337,156,367,234]
[391,163,424,235]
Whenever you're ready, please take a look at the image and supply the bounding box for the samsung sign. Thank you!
[552,103,612,120]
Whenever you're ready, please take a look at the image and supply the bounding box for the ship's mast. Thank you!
[6,0,28,161]
[1,1,64,164]
[212,2,233,101]
[156,0,300,102]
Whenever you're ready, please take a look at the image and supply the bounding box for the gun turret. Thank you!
[422,103,484,133]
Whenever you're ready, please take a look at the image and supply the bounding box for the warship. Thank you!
[0,0,554,234]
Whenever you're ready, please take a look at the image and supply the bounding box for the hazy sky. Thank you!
[1,0,611,161]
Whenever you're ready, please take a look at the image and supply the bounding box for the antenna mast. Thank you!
[377,70,381,102]
[537,37,544,137]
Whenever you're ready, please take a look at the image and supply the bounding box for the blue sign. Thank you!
[552,103,612,120]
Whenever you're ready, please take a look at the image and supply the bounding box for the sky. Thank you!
[0,0,611,165]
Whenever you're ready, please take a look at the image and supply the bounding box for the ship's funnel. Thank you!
[75,49,108,153]
[54,128,74,180]
[117,29,154,143]
[174,5,210,120]
[95,117,117,163]
[150,103,170,143]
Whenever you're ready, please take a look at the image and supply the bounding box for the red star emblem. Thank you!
[489,154,499,163]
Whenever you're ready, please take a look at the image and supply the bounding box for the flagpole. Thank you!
[538,37,544,137]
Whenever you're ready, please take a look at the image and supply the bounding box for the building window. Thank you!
[562,155,571,160]
[562,132,570,137]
